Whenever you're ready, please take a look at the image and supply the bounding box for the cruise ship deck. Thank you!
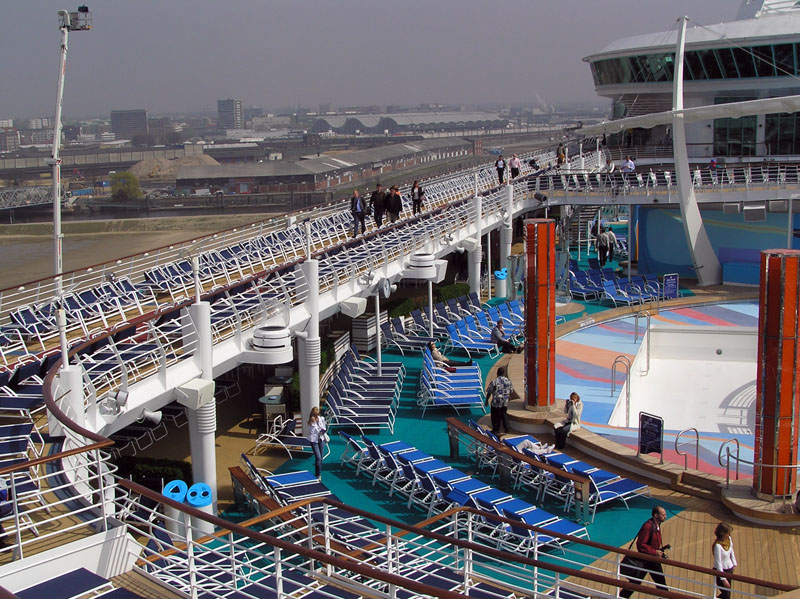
[3,1,800,597]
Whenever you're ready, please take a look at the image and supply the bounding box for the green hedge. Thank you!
[436,283,470,302]
[113,456,193,491]
[389,298,421,318]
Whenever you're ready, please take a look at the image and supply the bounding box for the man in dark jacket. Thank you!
[370,184,386,228]
[620,506,670,598]
[350,189,366,238]
[386,185,402,223]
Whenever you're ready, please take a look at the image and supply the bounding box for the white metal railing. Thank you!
[198,471,792,599]
[719,437,741,486]
[611,354,632,427]
[675,428,699,471]
[720,449,800,505]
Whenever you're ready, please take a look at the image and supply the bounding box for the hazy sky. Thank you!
[1,1,737,119]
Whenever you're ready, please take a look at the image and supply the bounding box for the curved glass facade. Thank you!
[591,42,798,85]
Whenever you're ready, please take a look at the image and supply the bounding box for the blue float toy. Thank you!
[186,482,213,508]
[162,479,188,503]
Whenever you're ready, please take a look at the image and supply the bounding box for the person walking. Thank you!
[620,506,670,598]
[410,180,425,215]
[605,227,617,264]
[597,226,609,267]
[370,183,386,228]
[554,392,582,449]
[485,366,514,435]
[495,155,506,185]
[350,189,366,238]
[712,522,737,599]
[509,154,521,180]
[386,185,402,223]
[491,319,522,354]
[307,406,328,480]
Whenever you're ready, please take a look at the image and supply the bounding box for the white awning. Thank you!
[580,95,800,134]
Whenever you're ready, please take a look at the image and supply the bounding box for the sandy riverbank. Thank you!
[0,212,282,289]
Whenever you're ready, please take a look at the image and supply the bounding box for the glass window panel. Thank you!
[765,114,779,154]
[684,52,703,80]
[732,47,756,77]
[753,46,775,77]
[699,49,722,79]
[718,48,739,78]
[773,44,795,76]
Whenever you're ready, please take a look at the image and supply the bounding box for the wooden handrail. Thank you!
[446,416,593,521]
[444,418,794,591]
[120,477,797,599]
[228,467,794,593]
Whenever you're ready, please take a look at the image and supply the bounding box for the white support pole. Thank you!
[487,230,493,301]
[628,205,633,282]
[299,259,320,434]
[51,21,69,311]
[49,364,85,436]
[672,16,722,286]
[187,300,217,530]
[579,141,585,173]
[468,192,483,297]
[375,292,382,376]
[498,184,513,299]
[427,281,434,338]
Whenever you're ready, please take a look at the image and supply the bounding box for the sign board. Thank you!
[662,273,679,300]
[638,412,664,462]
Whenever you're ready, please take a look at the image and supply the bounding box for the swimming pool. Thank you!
[556,302,762,476]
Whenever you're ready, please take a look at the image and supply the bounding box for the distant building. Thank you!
[217,99,243,130]
[110,109,148,138]
[176,137,472,193]
[26,117,51,130]
[0,128,20,152]
[148,117,175,140]
[0,119,13,129]
[251,115,291,130]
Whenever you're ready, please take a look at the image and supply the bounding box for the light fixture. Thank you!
[139,409,163,425]
[105,389,128,414]
[357,270,377,286]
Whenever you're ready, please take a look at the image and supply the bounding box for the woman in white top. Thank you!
[307,406,327,480]
[713,522,737,599]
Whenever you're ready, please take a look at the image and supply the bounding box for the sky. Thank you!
[1,0,738,120]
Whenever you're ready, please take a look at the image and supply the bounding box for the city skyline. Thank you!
[2,1,735,120]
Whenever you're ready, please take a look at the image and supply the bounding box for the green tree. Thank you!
[110,172,142,202]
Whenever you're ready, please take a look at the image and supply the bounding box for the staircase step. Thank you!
[671,482,719,501]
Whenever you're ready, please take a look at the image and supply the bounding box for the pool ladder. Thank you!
[675,428,699,470]
[611,355,632,427]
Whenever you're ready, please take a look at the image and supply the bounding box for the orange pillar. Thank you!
[525,219,556,410]
[754,249,800,497]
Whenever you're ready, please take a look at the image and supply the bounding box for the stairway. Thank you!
[564,205,601,253]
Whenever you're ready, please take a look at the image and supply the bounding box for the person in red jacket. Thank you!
[620,505,670,598]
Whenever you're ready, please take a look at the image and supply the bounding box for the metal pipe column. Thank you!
[299,258,321,433]
[498,184,514,299]
[187,298,217,527]
[468,187,483,297]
